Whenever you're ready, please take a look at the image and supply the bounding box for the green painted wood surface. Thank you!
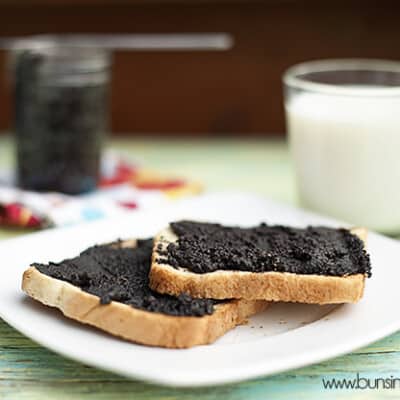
[0,136,399,399]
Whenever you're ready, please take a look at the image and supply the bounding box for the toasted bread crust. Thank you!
[22,267,268,348]
[149,227,368,304]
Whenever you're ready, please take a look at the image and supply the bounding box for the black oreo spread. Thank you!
[158,221,372,277]
[35,239,216,317]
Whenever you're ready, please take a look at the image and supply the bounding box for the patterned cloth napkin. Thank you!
[0,151,202,229]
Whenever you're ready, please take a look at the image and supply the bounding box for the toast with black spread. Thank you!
[150,221,371,304]
[22,239,268,348]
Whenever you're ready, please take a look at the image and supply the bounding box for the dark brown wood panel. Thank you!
[0,1,400,135]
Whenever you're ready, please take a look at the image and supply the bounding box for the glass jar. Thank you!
[12,40,111,194]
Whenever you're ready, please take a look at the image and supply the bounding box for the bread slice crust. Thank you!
[149,227,368,304]
[22,258,268,349]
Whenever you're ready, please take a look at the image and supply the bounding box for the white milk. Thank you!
[286,92,400,233]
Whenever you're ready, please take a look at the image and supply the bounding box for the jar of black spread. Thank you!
[13,42,110,194]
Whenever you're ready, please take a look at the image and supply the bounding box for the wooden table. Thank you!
[0,137,399,399]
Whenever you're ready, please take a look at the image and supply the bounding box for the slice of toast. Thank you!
[22,239,268,348]
[150,223,370,304]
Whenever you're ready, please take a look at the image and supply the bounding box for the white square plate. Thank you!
[0,192,398,387]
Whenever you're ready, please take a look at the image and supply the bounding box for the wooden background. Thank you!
[0,0,400,135]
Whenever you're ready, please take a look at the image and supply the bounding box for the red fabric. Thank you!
[135,179,185,190]
[0,203,42,228]
[99,162,138,187]
[0,159,192,229]
[118,201,138,210]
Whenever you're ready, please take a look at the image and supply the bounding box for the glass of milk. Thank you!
[283,59,400,234]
